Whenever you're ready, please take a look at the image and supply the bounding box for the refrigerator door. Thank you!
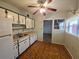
[0,18,12,36]
[0,35,14,59]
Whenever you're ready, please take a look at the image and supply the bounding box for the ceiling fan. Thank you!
[27,0,57,16]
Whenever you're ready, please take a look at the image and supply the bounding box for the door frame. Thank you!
[43,20,53,43]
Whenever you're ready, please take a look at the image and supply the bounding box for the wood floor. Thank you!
[18,41,72,59]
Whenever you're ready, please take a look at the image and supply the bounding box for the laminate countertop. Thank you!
[21,32,36,36]
[13,32,36,43]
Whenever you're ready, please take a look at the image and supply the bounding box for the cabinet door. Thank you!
[0,8,6,18]
[30,36,35,45]
[19,41,25,54]
[7,11,18,24]
[19,15,25,25]
[30,34,37,45]
[24,38,29,49]
[33,34,37,41]
[13,44,18,58]
[19,38,29,54]
[26,18,32,28]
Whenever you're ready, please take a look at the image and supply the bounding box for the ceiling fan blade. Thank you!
[33,9,39,15]
[48,0,52,3]
[27,6,38,8]
[47,8,57,11]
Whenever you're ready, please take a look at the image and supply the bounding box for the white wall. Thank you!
[34,15,45,41]
[64,7,79,59]
[65,33,79,59]
[35,11,67,44]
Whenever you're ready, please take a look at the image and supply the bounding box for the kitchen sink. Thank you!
[23,34,28,36]
[13,33,28,39]
[18,33,28,38]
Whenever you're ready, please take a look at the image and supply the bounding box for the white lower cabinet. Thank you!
[30,36,35,45]
[13,44,18,58]
[19,34,37,55]
[33,34,37,41]
[30,34,37,45]
[24,38,29,50]
[19,41,25,54]
[19,37,29,54]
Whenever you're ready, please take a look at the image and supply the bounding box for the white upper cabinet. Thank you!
[19,15,25,25]
[7,11,18,24]
[0,8,6,18]
[26,18,32,28]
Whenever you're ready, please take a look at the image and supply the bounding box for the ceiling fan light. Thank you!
[40,8,46,13]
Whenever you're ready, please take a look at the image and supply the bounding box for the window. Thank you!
[66,16,79,36]
[54,19,64,30]
[59,22,64,31]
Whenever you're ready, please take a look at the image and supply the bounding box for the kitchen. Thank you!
[0,0,79,59]
[0,5,37,59]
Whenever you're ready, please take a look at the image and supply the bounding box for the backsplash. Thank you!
[13,29,35,35]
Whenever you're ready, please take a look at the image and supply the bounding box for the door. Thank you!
[43,20,52,43]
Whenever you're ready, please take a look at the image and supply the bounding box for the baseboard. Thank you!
[52,42,64,46]
[64,45,74,59]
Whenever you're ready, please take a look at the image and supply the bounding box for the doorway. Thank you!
[43,20,52,43]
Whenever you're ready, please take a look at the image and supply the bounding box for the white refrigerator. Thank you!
[0,18,15,59]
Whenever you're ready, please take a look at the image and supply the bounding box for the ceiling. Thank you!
[1,0,77,14]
